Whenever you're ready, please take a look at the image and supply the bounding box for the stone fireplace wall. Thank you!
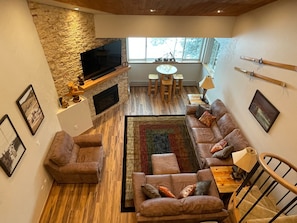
[28,1,126,98]
[83,72,129,120]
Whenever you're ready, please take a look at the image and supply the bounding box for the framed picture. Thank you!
[0,115,26,177]
[249,90,280,132]
[16,85,44,135]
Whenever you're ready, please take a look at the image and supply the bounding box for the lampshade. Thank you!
[232,147,258,173]
[199,76,215,90]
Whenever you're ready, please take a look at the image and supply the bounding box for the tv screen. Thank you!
[80,40,122,80]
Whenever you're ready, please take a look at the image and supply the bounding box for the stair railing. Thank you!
[235,152,297,223]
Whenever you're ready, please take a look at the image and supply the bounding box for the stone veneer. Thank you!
[28,1,128,120]
[28,1,127,97]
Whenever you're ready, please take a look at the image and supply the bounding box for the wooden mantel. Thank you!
[79,66,131,91]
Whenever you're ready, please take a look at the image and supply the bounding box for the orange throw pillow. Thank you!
[158,186,176,198]
[210,139,228,153]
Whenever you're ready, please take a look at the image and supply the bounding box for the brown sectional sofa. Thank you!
[185,99,250,169]
[132,169,228,223]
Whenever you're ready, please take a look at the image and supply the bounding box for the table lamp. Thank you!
[231,147,258,180]
[199,76,215,104]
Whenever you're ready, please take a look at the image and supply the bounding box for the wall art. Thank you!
[16,84,44,135]
[249,90,280,132]
[0,115,26,177]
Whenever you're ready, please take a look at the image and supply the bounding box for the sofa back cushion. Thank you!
[224,129,249,152]
[211,99,228,120]
[217,113,237,138]
[49,131,74,166]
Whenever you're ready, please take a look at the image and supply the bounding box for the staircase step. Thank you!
[235,198,284,221]
[245,215,297,223]
[237,186,278,212]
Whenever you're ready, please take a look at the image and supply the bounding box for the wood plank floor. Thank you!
[39,86,200,223]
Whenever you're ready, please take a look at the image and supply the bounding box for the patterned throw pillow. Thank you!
[199,111,216,127]
[210,139,228,153]
[141,184,161,199]
[212,145,234,159]
[194,181,211,195]
[178,184,196,199]
[158,185,176,198]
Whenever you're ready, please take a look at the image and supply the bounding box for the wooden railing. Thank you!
[232,153,297,223]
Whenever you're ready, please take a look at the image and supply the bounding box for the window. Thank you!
[127,37,204,63]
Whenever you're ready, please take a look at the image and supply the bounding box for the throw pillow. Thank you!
[210,139,228,153]
[199,111,216,127]
[212,145,234,159]
[178,184,196,199]
[141,184,161,199]
[194,180,211,195]
[158,185,176,198]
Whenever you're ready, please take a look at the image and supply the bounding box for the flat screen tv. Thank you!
[80,40,122,80]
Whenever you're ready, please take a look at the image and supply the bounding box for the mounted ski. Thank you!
[240,56,297,72]
[234,66,286,87]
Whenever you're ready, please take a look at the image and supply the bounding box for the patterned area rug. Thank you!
[121,115,199,212]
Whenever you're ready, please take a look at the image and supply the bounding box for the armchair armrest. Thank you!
[73,134,102,147]
[132,172,147,213]
[186,105,199,115]
[58,162,99,174]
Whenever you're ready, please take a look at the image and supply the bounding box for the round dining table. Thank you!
[156,64,177,75]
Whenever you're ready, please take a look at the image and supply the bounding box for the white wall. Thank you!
[128,63,202,86]
[94,15,236,38]
[0,0,61,222]
[209,0,297,172]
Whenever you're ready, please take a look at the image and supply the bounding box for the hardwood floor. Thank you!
[39,86,199,223]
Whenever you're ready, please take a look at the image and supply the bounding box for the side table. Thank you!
[210,166,243,194]
[187,94,207,105]
[210,166,243,206]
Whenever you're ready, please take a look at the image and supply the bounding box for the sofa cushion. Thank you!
[146,174,172,189]
[194,180,211,195]
[198,143,214,159]
[141,184,161,199]
[171,173,198,195]
[199,111,216,127]
[181,196,224,214]
[224,129,249,152]
[49,131,74,166]
[212,145,234,159]
[205,157,234,168]
[140,198,182,217]
[192,128,221,143]
[211,99,228,120]
[186,115,210,128]
[217,113,237,137]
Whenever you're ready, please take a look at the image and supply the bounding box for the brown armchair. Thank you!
[44,130,105,183]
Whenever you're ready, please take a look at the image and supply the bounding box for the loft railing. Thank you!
[235,152,297,223]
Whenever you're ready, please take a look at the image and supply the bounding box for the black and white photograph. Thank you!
[17,84,44,135]
[0,115,26,177]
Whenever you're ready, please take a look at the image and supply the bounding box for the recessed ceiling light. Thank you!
[217,10,223,14]
[150,9,156,13]
[74,7,80,11]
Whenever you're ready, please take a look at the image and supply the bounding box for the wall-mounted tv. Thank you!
[80,40,122,80]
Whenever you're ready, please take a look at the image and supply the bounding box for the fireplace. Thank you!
[93,85,119,114]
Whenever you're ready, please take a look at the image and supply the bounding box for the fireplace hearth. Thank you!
[93,85,119,114]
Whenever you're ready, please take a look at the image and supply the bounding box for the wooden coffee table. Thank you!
[210,166,243,194]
